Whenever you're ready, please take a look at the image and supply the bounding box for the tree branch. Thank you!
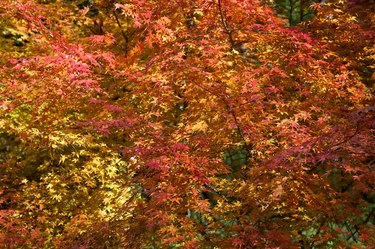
[331,122,360,149]
[347,208,375,242]
[113,10,129,55]
[190,80,251,149]
[222,98,252,150]
[218,0,235,49]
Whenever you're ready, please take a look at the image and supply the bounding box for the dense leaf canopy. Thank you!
[0,0,374,248]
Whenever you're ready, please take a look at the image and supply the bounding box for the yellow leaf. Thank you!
[59,155,67,164]
[191,120,208,132]
[52,194,62,202]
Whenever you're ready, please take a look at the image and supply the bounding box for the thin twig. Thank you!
[347,208,375,242]
[331,122,360,149]
[218,0,235,48]
[189,80,251,149]
[113,10,129,55]
[222,98,251,150]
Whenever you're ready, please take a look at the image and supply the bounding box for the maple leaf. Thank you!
[190,120,208,132]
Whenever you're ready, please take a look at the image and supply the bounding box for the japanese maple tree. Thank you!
[0,0,374,248]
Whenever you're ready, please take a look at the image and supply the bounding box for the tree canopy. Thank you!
[0,0,374,248]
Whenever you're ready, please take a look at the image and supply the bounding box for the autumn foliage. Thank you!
[0,0,374,248]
